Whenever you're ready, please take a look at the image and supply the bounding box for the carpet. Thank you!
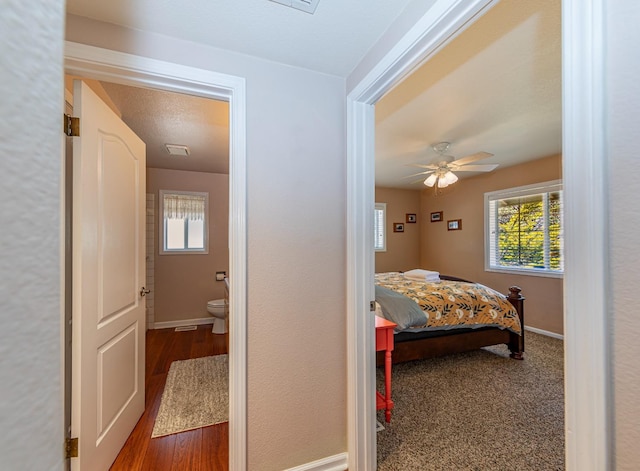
[376,332,564,470]
[152,354,228,438]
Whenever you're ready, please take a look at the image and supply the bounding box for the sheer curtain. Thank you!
[163,193,205,220]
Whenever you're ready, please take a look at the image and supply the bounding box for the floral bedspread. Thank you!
[374,272,521,334]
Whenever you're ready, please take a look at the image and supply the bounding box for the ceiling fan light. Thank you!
[443,171,458,184]
[437,177,449,188]
[424,174,438,187]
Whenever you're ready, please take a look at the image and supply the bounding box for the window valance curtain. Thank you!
[163,194,206,220]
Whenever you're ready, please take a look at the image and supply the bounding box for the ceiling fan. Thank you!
[407,142,498,188]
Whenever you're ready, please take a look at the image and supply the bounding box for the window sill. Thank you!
[485,267,563,279]
[160,249,209,255]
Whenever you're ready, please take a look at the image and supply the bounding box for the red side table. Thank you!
[375,315,396,422]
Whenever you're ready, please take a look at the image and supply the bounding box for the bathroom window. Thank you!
[159,190,209,254]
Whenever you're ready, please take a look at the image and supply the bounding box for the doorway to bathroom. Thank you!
[64,44,247,471]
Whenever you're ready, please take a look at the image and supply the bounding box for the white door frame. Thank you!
[64,42,248,470]
[346,0,611,470]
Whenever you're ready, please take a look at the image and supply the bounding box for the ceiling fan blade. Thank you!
[407,163,438,169]
[453,163,499,172]
[403,170,435,179]
[409,177,429,185]
[451,151,494,167]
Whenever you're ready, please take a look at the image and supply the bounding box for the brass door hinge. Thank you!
[65,437,78,459]
[64,114,80,137]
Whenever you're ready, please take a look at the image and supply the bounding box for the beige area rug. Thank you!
[152,354,228,438]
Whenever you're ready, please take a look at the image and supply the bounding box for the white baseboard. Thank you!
[524,325,564,340]
[283,453,348,471]
[152,317,214,330]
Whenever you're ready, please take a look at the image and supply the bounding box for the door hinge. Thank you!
[64,114,80,137]
[65,437,78,459]
[370,301,376,312]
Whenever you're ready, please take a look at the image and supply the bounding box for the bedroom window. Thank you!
[159,190,209,255]
[374,202,387,252]
[485,180,563,277]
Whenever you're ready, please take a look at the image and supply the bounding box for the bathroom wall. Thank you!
[146,167,229,326]
[145,193,155,329]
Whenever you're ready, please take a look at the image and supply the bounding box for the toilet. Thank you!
[207,299,227,334]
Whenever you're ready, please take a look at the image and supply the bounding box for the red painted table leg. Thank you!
[375,316,396,423]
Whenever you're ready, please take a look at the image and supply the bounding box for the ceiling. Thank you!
[67,0,561,185]
[98,82,229,174]
[376,0,561,189]
[66,0,414,77]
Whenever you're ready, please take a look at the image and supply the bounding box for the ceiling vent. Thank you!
[165,144,190,156]
[269,0,319,14]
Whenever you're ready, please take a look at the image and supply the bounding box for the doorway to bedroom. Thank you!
[372,0,564,469]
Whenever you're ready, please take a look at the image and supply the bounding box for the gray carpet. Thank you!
[152,354,228,438]
[376,332,564,470]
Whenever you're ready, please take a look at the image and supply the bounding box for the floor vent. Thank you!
[175,325,198,332]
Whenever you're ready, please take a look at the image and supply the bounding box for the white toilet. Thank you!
[207,299,227,334]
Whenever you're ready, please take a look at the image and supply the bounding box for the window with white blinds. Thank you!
[159,190,209,255]
[485,180,563,277]
[374,203,387,252]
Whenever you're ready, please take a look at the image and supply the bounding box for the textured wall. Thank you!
[0,0,65,469]
[146,168,229,325]
[419,154,564,335]
[608,0,640,468]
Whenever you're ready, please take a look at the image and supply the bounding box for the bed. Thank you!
[375,271,524,364]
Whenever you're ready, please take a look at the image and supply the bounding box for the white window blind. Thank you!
[159,190,209,254]
[485,181,563,276]
[374,203,386,252]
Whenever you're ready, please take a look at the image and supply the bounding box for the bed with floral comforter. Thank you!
[374,272,525,362]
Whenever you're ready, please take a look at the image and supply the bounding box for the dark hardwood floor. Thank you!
[110,325,229,471]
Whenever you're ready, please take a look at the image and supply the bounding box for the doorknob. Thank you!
[140,287,151,297]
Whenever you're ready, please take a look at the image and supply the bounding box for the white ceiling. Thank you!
[67,0,561,185]
[66,0,414,77]
[376,0,561,189]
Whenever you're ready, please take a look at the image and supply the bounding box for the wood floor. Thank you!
[110,325,229,471]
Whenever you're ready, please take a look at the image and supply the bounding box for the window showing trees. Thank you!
[485,181,563,276]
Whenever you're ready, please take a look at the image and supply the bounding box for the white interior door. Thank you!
[71,80,146,471]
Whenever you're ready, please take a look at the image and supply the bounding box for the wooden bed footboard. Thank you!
[376,281,525,365]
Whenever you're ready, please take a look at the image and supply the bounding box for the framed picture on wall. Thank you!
[430,211,443,222]
[393,222,405,232]
[406,213,417,223]
[447,219,462,231]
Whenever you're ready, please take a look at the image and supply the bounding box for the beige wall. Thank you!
[375,187,422,272]
[419,154,564,335]
[147,168,229,325]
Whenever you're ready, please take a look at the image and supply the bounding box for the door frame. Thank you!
[64,42,248,470]
[346,0,611,470]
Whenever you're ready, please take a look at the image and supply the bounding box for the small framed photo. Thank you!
[447,219,462,231]
[406,213,417,223]
[393,222,405,232]
[430,211,443,222]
